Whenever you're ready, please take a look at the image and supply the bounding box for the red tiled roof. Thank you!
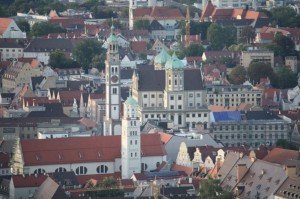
[130,41,147,53]
[158,132,173,144]
[58,90,84,106]
[49,18,84,29]
[263,148,299,165]
[171,163,193,176]
[21,133,166,166]
[259,32,274,40]
[12,174,47,188]
[0,18,13,34]
[201,0,215,21]
[89,93,105,100]
[133,7,183,20]
[201,5,267,21]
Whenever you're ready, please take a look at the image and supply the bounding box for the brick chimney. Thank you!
[237,164,247,182]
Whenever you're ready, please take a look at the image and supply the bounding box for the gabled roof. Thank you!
[21,133,166,166]
[0,18,13,34]
[133,7,183,20]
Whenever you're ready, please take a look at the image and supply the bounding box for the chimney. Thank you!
[285,165,297,177]
[237,164,247,182]
[249,150,256,162]
[216,157,221,171]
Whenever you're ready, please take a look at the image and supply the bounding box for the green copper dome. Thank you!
[107,33,118,43]
[154,48,171,65]
[165,53,184,70]
[125,96,138,106]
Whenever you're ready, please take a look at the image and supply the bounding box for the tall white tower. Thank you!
[103,24,121,136]
[121,94,141,179]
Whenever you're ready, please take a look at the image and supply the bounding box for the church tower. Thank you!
[121,94,141,179]
[103,23,121,136]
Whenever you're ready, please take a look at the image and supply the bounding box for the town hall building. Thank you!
[132,49,210,129]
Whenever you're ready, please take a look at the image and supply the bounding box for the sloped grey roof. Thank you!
[24,38,83,52]
[137,69,204,91]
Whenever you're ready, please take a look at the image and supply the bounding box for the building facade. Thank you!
[240,50,274,68]
[206,84,263,107]
[2,61,41,92]
[210,111,290,147]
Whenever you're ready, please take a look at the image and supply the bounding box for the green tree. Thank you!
[228,43,247,52]
[270,7,300,27]
[276,139,298,150]
[97,177,118,189]
[271,67,297,89]
[73,39,103,72]
[229,66,247,84]
[133,19,150,30]
[184,44,204,57]
[248,61,274,84]
[181,21,212,40]
[239,26,255,44]
[207,23,236,50]
[198,177,233,199]
[93,7,117,19]
[16,19,30,33]
[31,21,66,37]
[220,57,237,68]
[90,53,106,70]
[49,49,80,69]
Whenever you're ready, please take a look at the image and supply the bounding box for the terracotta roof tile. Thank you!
[159,132,173,144]
[130,41,147,53]
[0,18,13,34]
[133,7,183,20]
[171,163,193,176]
[12,174,47,188]
[263,148,299,165]
[21,134,166,166]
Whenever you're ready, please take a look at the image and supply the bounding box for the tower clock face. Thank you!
[111,75,119,83]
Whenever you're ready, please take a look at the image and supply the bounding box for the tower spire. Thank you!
[185,6,191,46]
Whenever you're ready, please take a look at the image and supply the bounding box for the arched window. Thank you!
[34,168,45,174]
[141,163,148,171]
[75,166,87,175]
[96,165,108,173]
[55,167,67,173]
